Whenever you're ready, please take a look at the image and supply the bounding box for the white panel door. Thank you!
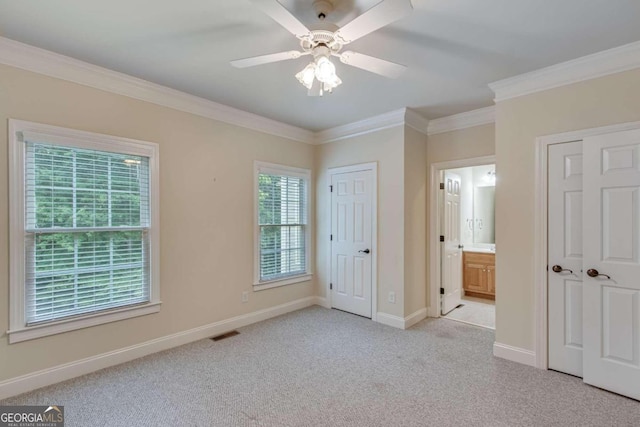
[583,129,640,400]
[548,141,585,377]
[442,172,462,315]
[330,169,373,318]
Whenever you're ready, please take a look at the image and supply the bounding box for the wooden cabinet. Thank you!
[463,251,495,300]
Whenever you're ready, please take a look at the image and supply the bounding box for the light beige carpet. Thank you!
[2,306,638,426]
[443,296,495,329]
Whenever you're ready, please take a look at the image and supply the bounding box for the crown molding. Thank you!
[489,40,640,102]
[405,108,430,135]
[1,36,494,145]
[314,107,431,144]
[427,106,495,136]
[314,108,407,144]
[0,37,315,144]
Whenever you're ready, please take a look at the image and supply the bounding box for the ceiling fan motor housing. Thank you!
[312,44,331,59]
[300,30,343,53]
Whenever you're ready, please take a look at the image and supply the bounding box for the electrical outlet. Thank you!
[388,291,396,304]
[241,291,249,303]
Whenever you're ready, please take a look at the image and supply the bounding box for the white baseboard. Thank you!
[404,308,428,329]
[493,342,537,367]
[313,296,330,309]
[375,308,428,330]
[0,296,318,400]
[375,312,405,329]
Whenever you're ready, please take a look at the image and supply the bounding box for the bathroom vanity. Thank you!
[463,250,495,300]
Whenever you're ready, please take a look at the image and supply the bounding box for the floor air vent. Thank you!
[211,331,239,341]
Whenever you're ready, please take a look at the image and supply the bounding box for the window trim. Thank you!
[253,161,312,290]
[8,120,161,344]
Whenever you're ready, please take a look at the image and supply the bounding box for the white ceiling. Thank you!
[1,0,639,131]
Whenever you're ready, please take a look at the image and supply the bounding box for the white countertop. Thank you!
[464,247,495,254]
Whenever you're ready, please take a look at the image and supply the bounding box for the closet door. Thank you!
[583,129,640,400]
[548,141,584,377]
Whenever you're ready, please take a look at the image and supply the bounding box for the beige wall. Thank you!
[315,122,494,320]
[404,126,428,315]
[426,124,496,308]
[0,64,315,381]
[427,124,496,165]
[11,49,634,384]
[495,68,640,351]
[315,126,405,318]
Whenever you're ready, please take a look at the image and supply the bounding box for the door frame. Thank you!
[533,120,640,370]
[327,162,378,321]
[428,155,496,318]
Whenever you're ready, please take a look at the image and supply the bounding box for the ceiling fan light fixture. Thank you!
[323,74,342,91]
[314,56,337,83]
[296,62,317,89]
[296,54,341,94]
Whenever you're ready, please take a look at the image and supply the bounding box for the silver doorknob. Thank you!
[358,249,370,254]
[552,265,573,274]
[587,269,610,279]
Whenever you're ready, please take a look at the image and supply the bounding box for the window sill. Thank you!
[7,302,162,344]
[253,274,313,291]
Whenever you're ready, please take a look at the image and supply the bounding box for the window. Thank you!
[9,120,160,343]
[254,162,311,289]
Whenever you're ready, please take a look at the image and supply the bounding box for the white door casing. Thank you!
[429,156,496,319]
[330,169,373,318]
[548,141,584,377]
[583,129,640,400]
[536,121,640,373]
[442,172,462,315]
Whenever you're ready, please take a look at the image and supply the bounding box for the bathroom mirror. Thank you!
[473,186,495,244]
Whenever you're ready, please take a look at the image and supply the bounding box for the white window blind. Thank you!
[258,169,308,282]
[24,141,151,325]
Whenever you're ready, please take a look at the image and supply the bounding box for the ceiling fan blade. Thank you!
[334,0,413,44]
[250,0,311,39]
[231,51,306,68]
[339,51,406,78]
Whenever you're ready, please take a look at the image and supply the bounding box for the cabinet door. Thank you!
[464,262,487,293]
[486,265,495,294]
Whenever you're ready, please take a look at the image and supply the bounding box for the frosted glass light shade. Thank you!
[295,63,316,89]
[315,57,337,83]
[323,75,342,92]
[295,56,341,94]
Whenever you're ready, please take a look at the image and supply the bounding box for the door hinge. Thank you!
[439,235,445,242]
[330,185,333,192]
[330,234,333,241]
[440,183,445,190]
[330,283,333,290]
[440,287,445,295]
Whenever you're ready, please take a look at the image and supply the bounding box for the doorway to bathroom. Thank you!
[429,156,496,330]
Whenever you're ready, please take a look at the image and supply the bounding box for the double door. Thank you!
[548,128,640,400]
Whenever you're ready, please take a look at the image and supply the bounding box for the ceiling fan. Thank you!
[231,0,413,96]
